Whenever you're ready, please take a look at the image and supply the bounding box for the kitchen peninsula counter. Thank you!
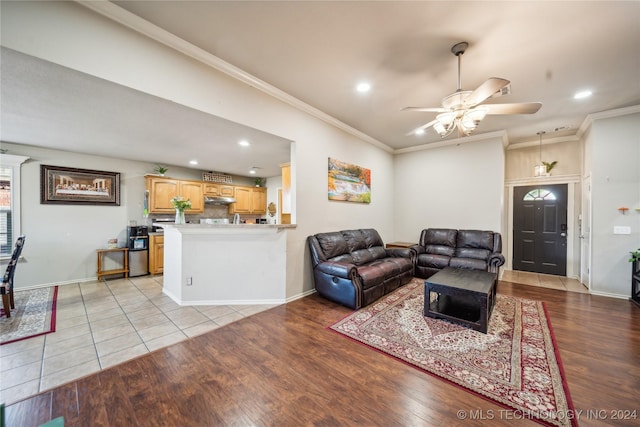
[155,223,295,305]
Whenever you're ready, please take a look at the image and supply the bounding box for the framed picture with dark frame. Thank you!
[40,165,121,206]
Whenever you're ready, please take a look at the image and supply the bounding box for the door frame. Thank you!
[580,175,592,289]
[504,174,581,278]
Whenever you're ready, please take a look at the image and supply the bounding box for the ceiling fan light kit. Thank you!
[404,41,541,138]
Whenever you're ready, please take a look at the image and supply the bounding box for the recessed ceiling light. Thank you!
[189,160,198,165]
[238,140,250,147]
[356,82,371,93]
[574,90,592,100]
[249,169,257,175]
[415,129,425,135]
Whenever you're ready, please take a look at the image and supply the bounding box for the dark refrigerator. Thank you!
[127,225,149,277]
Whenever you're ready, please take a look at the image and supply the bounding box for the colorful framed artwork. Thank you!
[40,165,121,205]
[328,157,371,203]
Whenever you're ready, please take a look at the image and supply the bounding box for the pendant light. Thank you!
[534,131,546,177]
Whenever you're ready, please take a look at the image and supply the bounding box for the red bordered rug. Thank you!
[330,279,577,427]
[1,286,58,345]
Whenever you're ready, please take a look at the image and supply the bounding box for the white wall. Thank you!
[1,1,396,297]
[588,111,640,297]
[0,142,225,288]
[505,139,581,180]
[393,136,505,242]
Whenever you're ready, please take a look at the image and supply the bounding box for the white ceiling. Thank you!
[2,1,640,176]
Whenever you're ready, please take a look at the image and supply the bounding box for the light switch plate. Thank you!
[613,226,631,235]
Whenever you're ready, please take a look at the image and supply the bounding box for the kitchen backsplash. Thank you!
[147,204,268,225]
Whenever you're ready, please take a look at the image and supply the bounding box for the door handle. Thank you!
[561,232,567,237]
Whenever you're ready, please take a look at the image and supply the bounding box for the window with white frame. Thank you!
[0,154,29,258]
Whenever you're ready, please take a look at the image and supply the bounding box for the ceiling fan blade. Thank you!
[405,119,438,136]
[483,102,542,115]
[401,107,448,113]
[463,78,510,107]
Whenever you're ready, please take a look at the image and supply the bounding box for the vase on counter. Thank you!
[175,209,186,224]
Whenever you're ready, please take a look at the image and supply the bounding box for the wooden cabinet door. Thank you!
[147,176,203,213]
[149,235,164,274]
[231,187,252,213]
[148,178,179,212]
[219,185,234,197]
[203,183,220,195]
[251,188,267,214]
[180,181,204,212]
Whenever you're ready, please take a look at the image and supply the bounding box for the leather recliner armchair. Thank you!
[412,228,505,279]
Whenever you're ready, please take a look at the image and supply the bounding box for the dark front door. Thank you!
[513,184,567,276]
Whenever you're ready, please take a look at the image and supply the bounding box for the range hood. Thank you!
[204,195,236,205]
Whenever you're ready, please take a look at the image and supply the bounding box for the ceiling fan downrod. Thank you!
[451,41,468,92]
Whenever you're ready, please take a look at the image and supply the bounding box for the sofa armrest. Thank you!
[488,253,506,273]
[315,261,356,280]
[410,244,425,255]
[386,247,412,258]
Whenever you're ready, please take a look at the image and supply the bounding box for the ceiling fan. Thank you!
[403,42,542,138]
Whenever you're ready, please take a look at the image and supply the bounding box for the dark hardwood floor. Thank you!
[5,281,640,427]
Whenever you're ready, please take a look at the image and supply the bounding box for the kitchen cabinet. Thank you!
[146,176,204,213]
[229,186,267,214]
[149,234,164,274]
[204,183,234,197]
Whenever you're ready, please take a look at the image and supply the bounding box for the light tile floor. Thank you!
[501,270,589,294]
[0,275,278,406]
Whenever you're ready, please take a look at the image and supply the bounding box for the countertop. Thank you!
[153,223,296,231]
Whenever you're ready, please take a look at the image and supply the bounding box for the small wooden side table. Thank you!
[385,242,416,249]
[96,248,129,280]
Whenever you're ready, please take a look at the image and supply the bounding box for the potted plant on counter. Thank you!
[171,196,191,224]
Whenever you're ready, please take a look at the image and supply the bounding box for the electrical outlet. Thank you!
[613,226,631,235]
[186,277,193,286]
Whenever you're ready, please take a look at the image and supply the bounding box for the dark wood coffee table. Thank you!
[424,267,497,333]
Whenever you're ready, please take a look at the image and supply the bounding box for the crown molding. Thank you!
[506,134,580,150]
[76,1,393,153]
[577,104,640,137]
[394,130,508,154]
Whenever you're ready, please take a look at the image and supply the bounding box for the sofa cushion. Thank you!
[351,246,389,265]
[456,230,494,251]
[456,247,490,261]
[358,260,401,289]
[330,253,355,264]
[361,229,385,248]
[422,228,457,257]
[455,230,494,261]
[417,253,450,269]
[450,257,488,270]
[316,232,349,259]
[351,249,376,265]
[342,229,368,252]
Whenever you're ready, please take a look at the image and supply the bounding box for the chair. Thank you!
[1,235,25,318]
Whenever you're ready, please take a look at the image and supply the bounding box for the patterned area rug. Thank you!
[330,279,576,427]
[1,286,58,345]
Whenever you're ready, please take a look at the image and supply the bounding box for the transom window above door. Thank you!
[523,188,557,201]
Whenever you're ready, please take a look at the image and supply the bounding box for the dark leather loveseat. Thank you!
[308,229,414,309]
[412,228,505,279]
